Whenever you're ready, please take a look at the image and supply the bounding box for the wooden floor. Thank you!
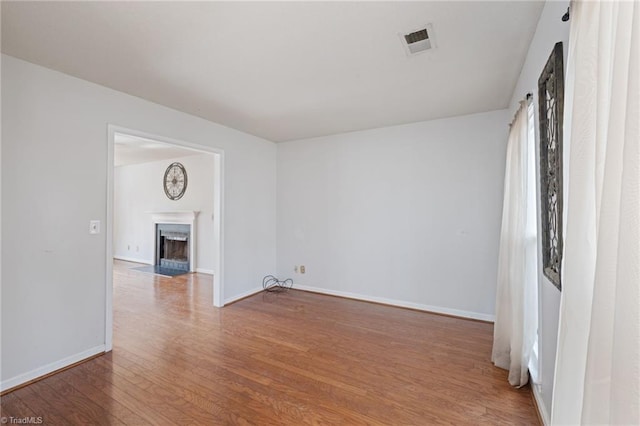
[1,260,539,425]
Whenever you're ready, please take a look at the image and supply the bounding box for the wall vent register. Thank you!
[402,25,434,55]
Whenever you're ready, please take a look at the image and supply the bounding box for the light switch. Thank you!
[89,220,101,234]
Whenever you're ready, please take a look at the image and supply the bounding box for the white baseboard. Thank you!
[195,268,214,275]
[224,286,263,305]
[0,345,105,392]
[532,383,550,426]
[113,255,152,265]
[293,284,495,322]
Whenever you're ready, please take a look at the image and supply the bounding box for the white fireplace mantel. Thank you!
[149,210,199,223]
[149,211,199,271]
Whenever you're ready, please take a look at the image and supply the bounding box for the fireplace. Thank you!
[151,211,199,273]
[156,223,190,272]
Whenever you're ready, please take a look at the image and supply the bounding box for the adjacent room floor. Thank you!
[0,260,539,424]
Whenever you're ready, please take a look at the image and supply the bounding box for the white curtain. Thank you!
[552,0,640,424]
[492,100,539,388]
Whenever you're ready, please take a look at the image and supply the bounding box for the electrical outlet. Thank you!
[127,245,130,251]
[300,265,306,274]
[294,265,298,273]
[89,220,100,235]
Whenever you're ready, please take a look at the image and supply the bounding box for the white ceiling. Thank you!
[114,134,204,167]
[1,1,544,142]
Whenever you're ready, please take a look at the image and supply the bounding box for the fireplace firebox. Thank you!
[156,223,190,272]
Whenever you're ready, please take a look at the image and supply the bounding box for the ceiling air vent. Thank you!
[401,24,435,56]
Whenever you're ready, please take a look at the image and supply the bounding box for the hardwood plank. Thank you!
[73,359,176,425]
[10,382,75,425]
[58,366,150,425]
[12,380,98,426]
[0,392,40,423]
[0,259,539,425]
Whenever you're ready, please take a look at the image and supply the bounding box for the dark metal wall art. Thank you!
[537,42,564,290]
[163,162,188,201]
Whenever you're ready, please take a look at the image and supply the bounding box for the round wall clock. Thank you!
[163,162,188,200]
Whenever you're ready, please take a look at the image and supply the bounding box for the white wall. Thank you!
[277,109,509,320]
[114,153,216,273]
[0,54,276,390]
[506,1,570,422]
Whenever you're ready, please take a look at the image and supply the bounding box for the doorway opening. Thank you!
[105,125,224,351]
